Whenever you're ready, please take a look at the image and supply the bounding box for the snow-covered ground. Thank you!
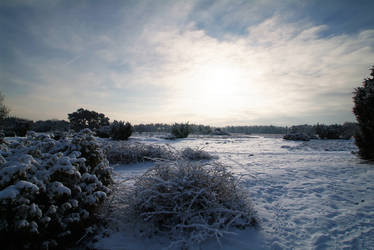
[95,134,374,249]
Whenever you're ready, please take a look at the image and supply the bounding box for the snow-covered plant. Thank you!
[124,161,257,248]
[106,142,178,164]
[181,147,216,161]
[353,66,374,160]
[171,123,190,138]
[105,142,216,164]
[110,121,133,140]
[0,129,112,249]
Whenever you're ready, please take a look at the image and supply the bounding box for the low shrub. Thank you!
[123,161,257,248]
[106,142,178,164]
[181,147,216,161]
[171,123,190,138]
[0,129,112,249]
[110,121,133,140]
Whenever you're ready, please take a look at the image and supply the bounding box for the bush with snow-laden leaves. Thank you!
[121,161,257,249]
[0,129,112,249]
[181,147,216,161]
[106,142,178,164]
[106,142,215,164]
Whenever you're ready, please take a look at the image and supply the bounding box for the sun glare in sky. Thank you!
[181,62,245,115]
[1,1,374,125]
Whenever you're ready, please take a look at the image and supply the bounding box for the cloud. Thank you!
[1,1,374,125]
[126,15,374,125]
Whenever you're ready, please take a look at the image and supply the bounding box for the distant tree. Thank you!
[31,119,70,132]
[353,66,374,160]
[110,120,133,140]
[1,117,33,137]
[68,108,109,131]
[0,91,9,121]
[171,123,190,138]
[341,122,358,140]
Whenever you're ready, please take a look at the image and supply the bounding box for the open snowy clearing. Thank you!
[95,134,374,249]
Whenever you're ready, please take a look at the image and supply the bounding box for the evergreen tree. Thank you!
[353,66,374,160]
[68,108,109,131]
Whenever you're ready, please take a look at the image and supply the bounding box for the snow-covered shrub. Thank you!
[353,66,374,160]
[106,142,178,164]
[181,147,216,161]
[125,161,257,248]
[0,129,112,249]
[52,130,67,141]
[171,123,190,138]
[110,121,133,140]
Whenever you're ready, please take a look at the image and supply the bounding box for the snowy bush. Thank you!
[110,120,133,140]
[181,147,216,161]
[124,161,257,248]
[171,123,190,138]
[353,66,374,160]
[52,130,67,141]
[0,129,112,249]
[106,142,178,164]
[106,142,215,164]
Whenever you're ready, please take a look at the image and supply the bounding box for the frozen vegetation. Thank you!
[118,161,257,249]
[1,131,374,249]
[0,129,112,249]
[95,134,374,249]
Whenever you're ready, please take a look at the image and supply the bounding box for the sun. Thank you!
[180,62,246,115]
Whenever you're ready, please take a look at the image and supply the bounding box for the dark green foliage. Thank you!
[225,125,288,134]
[315,124,343,139]
[288,123,358,140]
[171,123,190,138]
[95,125,111,138]
[0,92,9,121]
[1,117,33,137]
[68,108,109,132]
[31,119,70,132]
[133,123,171,133]
[341,122,359,140]
[110,121,133,140]
[353,66,374,160]
[283,133,310,141]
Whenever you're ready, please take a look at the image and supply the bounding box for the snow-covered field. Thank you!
[96,134,374,250]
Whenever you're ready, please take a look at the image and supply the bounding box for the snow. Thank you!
[95,134,374,249]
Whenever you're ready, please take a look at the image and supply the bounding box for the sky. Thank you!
[1,0,374,126]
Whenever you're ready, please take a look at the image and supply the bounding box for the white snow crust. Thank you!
[94,135,374,249]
